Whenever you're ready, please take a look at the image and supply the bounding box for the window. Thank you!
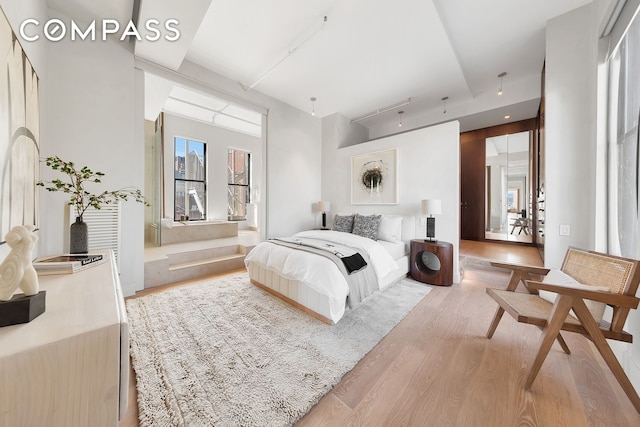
[174,137,206,220]
[228,149,250,221]
[607,9,640,257]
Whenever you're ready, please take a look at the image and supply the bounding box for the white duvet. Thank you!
[244,230,399,322]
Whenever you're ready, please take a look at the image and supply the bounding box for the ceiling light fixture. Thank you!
[441,96,448,114]
[310,97,317,116]
[497,72,507,95]
[504,114,511,119]
[244,15,328,90]
[350,98,412,124]
[398,110,404,127]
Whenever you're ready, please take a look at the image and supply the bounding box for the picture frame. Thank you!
[351,148,398,205]
[0,7,40,244]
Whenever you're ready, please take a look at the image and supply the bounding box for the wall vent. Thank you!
[70,202,121,271]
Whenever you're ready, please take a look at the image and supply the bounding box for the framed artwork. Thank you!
[351,148,398,205]
[0,7,40,244]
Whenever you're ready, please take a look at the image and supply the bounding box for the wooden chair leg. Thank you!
[537,326,571,354]
[486,307,505,339]
[555,333,571,354]
[525,295,573,389]
[505,271,523,292]
[487,271,525,339]
[573,301,640,413]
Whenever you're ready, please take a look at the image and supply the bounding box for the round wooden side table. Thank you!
[410,239,454,286]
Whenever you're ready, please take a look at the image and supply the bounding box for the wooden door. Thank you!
[460,137,486,240]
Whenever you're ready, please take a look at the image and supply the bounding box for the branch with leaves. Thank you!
[37,156,149,219]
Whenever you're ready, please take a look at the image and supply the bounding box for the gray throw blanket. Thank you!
[269,237,379,308]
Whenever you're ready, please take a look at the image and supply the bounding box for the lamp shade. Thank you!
[317,201,331,212]
[421,199,442,215]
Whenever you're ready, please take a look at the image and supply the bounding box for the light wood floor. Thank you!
[120,241,640,426]
[460,239,542,265]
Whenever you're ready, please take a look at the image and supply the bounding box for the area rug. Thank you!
[126,273,430,427]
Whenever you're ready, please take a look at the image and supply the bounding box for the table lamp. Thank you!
[317,201,331,229]
[421,199,442,242]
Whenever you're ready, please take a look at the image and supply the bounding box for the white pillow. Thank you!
[539,269,609,323]
[377,215,403,242]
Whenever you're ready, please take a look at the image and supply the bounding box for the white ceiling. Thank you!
[47,0,593,134]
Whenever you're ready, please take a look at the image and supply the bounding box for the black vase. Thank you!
[70,216,88,254]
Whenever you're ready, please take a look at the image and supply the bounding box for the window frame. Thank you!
[174,137,207,221]
[227,148,251,221]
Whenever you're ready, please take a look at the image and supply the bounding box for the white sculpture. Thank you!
[0,225,39,301]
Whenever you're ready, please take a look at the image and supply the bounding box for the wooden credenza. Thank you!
[0,249,128,427]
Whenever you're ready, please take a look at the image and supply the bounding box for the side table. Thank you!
[410,239,453,286]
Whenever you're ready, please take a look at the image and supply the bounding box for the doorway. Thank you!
[141,70,266,247]
[460,119,538,244]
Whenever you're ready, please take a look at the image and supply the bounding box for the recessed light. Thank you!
[504,115,510,119]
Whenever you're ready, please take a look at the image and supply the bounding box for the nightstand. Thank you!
[410,239,453,286]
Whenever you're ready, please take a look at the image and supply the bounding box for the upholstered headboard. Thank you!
[400,215,416,243]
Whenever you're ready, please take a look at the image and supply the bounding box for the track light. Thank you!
[441,96,448,114]
[245,15,328,90]
[350,98,412,123]
[310,97,316,116]
[497,72,507,95]
[398,110,404,127]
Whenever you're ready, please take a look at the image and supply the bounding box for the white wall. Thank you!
[161,113,262,226]
[265,104,321,236]
[322,113,369,149]
[545,4,597,267]
[322,121,461,281]
[40,10,144,296]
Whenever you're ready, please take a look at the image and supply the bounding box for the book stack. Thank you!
[33,253,106,276]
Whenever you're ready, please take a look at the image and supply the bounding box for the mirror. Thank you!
[485,131,532,243]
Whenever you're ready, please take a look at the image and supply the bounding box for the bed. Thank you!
[244,214,412,324]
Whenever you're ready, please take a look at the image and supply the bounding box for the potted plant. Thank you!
[37,155,148,254]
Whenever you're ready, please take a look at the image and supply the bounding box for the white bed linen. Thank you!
[294,230,399,279]
[376,240,408,261]
[244,230,399,322]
